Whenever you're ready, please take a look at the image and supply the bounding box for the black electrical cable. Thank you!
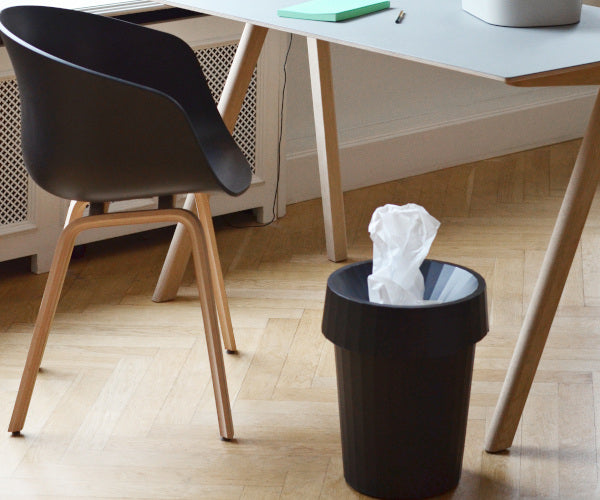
[225,33,293,229]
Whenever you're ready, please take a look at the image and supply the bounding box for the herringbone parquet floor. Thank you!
[2,139,600,499]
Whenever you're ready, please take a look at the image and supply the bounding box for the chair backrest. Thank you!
[0,6,252,202]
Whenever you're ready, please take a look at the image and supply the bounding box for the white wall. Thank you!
[281,35,598,204]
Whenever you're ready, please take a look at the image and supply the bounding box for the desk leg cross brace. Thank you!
[485,89,600,453]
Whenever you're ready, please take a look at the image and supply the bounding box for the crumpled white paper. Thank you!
[367,203,440,305]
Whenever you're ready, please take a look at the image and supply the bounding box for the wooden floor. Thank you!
[2,139,600,499]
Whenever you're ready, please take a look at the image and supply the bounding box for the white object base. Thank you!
[462,0,582,27]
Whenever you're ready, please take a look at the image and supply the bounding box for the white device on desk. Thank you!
[462,0,582,27]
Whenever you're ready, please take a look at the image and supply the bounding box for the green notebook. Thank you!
[277,0,390,22]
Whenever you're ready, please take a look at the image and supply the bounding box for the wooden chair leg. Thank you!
[110,208,234,439]
[65,200,88,226]
[153,194,237,352]
[9,208,233,439]
[8,224,78,433]
[183,213,234,440]
[194,193,236,353]
[152,194,194,303]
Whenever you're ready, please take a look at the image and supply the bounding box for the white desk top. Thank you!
[163,0,600,82]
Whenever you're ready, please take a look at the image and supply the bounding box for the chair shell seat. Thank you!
[0,5,252,202]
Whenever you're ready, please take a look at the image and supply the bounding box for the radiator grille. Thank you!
[195,43,257,173]
[0,79,28,226]
[0,41,257,228]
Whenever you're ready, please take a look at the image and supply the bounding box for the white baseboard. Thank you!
[285,92,597,204]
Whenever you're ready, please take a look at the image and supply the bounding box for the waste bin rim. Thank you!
[327,259,486,310]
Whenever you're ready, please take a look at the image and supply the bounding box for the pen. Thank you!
[395,10,405,23]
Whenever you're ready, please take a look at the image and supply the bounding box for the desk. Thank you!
[156,0,600,453]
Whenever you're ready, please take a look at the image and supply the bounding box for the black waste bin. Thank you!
[322,259,488,499]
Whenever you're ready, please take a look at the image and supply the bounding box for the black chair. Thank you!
[0,5,254,440]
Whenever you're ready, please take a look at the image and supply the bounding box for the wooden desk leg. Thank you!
[485,89,600,453]
[306,38,348,262]
[153,23,268,304]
